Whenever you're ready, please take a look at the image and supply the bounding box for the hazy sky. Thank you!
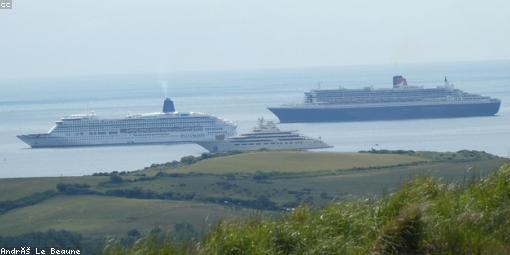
[1,0,509,79]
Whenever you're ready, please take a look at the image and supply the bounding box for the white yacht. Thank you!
[197,118,331,153]
[17,98,236,148]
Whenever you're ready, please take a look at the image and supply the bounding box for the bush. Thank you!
[110,175,123,184]
[0,191,57,214]
[180,156,199,165]
[56,183,96,195]
[252,171,270,180]
[371,205,424,254]
[104,188,159,199]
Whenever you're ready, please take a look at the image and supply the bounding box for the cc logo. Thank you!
[0,0,11,9]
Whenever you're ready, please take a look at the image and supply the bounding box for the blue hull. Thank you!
[268,101,501,123]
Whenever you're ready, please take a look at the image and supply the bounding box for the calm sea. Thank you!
[1,61,509,178]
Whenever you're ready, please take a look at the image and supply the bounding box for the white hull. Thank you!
[197,139,331,153]
[196,118,331,153]
[18,132,224,148]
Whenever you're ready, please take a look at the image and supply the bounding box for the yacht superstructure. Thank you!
[197,118,331,152]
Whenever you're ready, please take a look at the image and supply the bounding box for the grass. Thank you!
[0,150,507,252]
[0,176,107,201]
[111,164,510,255]
[0,195,256,238]
[166,151,426,174]
[106,157,506,209]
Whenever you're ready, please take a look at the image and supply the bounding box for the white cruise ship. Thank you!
[197,118,331,153]
[17,98,236,148]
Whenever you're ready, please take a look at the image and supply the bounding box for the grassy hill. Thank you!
[0,176,107,201]
[0,150,507,253]
[0,195,252,237]
[168,151,426,174]
[112,163,510,255]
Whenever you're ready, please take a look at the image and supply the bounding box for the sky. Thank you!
[0,0,509,80]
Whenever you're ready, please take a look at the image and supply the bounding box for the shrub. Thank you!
[0,191,57,214]
[56,183,96,195]
[371,205,424,254]
[180,156,199,165]
[110,175,123,184]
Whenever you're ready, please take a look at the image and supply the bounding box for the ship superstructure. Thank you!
[197,118,331,152]
[17,98,236,148]
[268,76,501,123]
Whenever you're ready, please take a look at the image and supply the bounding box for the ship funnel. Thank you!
[162,98,175,113]
[393,75,408,88]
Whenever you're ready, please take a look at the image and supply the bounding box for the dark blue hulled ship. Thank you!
[268,76,501,123]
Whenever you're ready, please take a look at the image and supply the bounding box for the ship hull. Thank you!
[268,101,501,123]
[197,140,331,153]
[17,133,226,148]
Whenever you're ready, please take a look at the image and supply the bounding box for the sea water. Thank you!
[0,61,509,178]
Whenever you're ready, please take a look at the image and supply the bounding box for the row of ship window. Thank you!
[120,127,204,134]
[72,131,118,136]
[234,141,304,146]
[308,91,472,99]
[311,93,469,99]
[311,94,482,102]
[59,123,212,130]
[61,126,211,134]
[68,129,225,137]
[205,127,224,131]
[311,89,464,95]
[65,118,214,124]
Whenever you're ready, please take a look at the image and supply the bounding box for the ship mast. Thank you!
[443,76,454,89]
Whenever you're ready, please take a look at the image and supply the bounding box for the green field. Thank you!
[166,151,426,174]
[0,176,108,201]
[0,150,507,249]
[0,195,253,237]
